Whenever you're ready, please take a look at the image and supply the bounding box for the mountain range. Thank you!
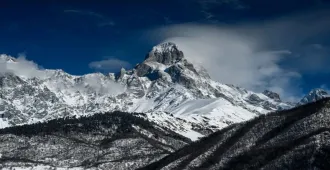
[0,42,330,169]
[0,42,328,139]
[0,93,329,169]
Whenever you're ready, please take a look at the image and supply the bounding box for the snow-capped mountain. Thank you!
[0,42,293,139]
[299,88,330,105]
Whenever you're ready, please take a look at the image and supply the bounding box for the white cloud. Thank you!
[147,9,330,102]
[78,74,126,95]
[0,54,45,78]
[148,24,303,101]
[0,54,125,95]
[89,58,131,71]
[311,44,323,49]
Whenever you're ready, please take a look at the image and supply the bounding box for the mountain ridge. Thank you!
[0,111,191,169]
[299,88,329,105]
[0,42,316,140]
[1,98,329,169]
[140,97,330,170]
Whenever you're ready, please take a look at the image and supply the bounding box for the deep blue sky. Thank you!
[0,0,330,95]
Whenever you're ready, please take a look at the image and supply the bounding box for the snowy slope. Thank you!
[0,42,294,139]
[170,99,255,122]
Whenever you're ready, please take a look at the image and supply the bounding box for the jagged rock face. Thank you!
[135,42,200,80]
[145,42,184,65]
[0,73,25,87]
[263,90,281,101]
[299,88,329,105]
[141,98,330,170]
[165,65,195,89]
[0,43,293,140]
[135,63,153,77]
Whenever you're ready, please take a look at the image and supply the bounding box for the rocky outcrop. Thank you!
[263,90,281,101]
[145,42,184,65]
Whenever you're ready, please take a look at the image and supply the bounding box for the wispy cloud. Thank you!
[64,9,105,18]
[201,10,214,19]
[321,84,330,93]
[98,21,116,27]
[79,73,125,95]
[311,43,323,49]
[89,58,131,72]
[197,0,247,20]
[64,9,115,27]
[0,54,45,78]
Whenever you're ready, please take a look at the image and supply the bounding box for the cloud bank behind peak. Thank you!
[147,9,330,101]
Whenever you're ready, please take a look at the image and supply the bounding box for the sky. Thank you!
[0,0,330,101]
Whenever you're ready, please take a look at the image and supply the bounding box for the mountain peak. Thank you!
[144,42,184,65]
[151,42,178,52]
[135,42,211,80]
[307,88,328,97]
[0,54,16,63]
[299,88,329,105]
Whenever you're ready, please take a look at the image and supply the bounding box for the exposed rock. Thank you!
[145,42,184,65]
[135,63,153,77]
[263,90,281,101]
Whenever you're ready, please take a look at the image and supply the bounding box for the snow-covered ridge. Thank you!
[0,42,295,139]
[299,88,330,105]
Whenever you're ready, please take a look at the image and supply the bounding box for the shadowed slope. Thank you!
[0,111,191,169]
[140,98,330,170]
